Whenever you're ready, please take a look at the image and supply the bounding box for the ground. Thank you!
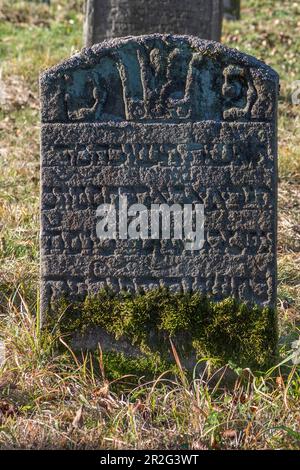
[0,0,299,450]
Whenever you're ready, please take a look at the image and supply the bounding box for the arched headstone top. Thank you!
[40,35,279,124]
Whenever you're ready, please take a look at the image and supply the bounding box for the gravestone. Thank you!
[223,0,240,20]
[40,34,278,317]
[83,0,223,47]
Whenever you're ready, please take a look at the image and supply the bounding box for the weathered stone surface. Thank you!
[83,0,223,47]
[40,34,279,315]
[223,0,240,20]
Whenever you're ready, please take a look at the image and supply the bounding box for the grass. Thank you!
[0,0,299,450]
[0,297,299,449]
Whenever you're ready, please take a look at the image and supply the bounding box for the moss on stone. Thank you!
[46,288,278,370]
[100,351,173,382]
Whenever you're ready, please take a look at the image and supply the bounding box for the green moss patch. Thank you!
[46,289,278,370]
[101,351,172,383]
